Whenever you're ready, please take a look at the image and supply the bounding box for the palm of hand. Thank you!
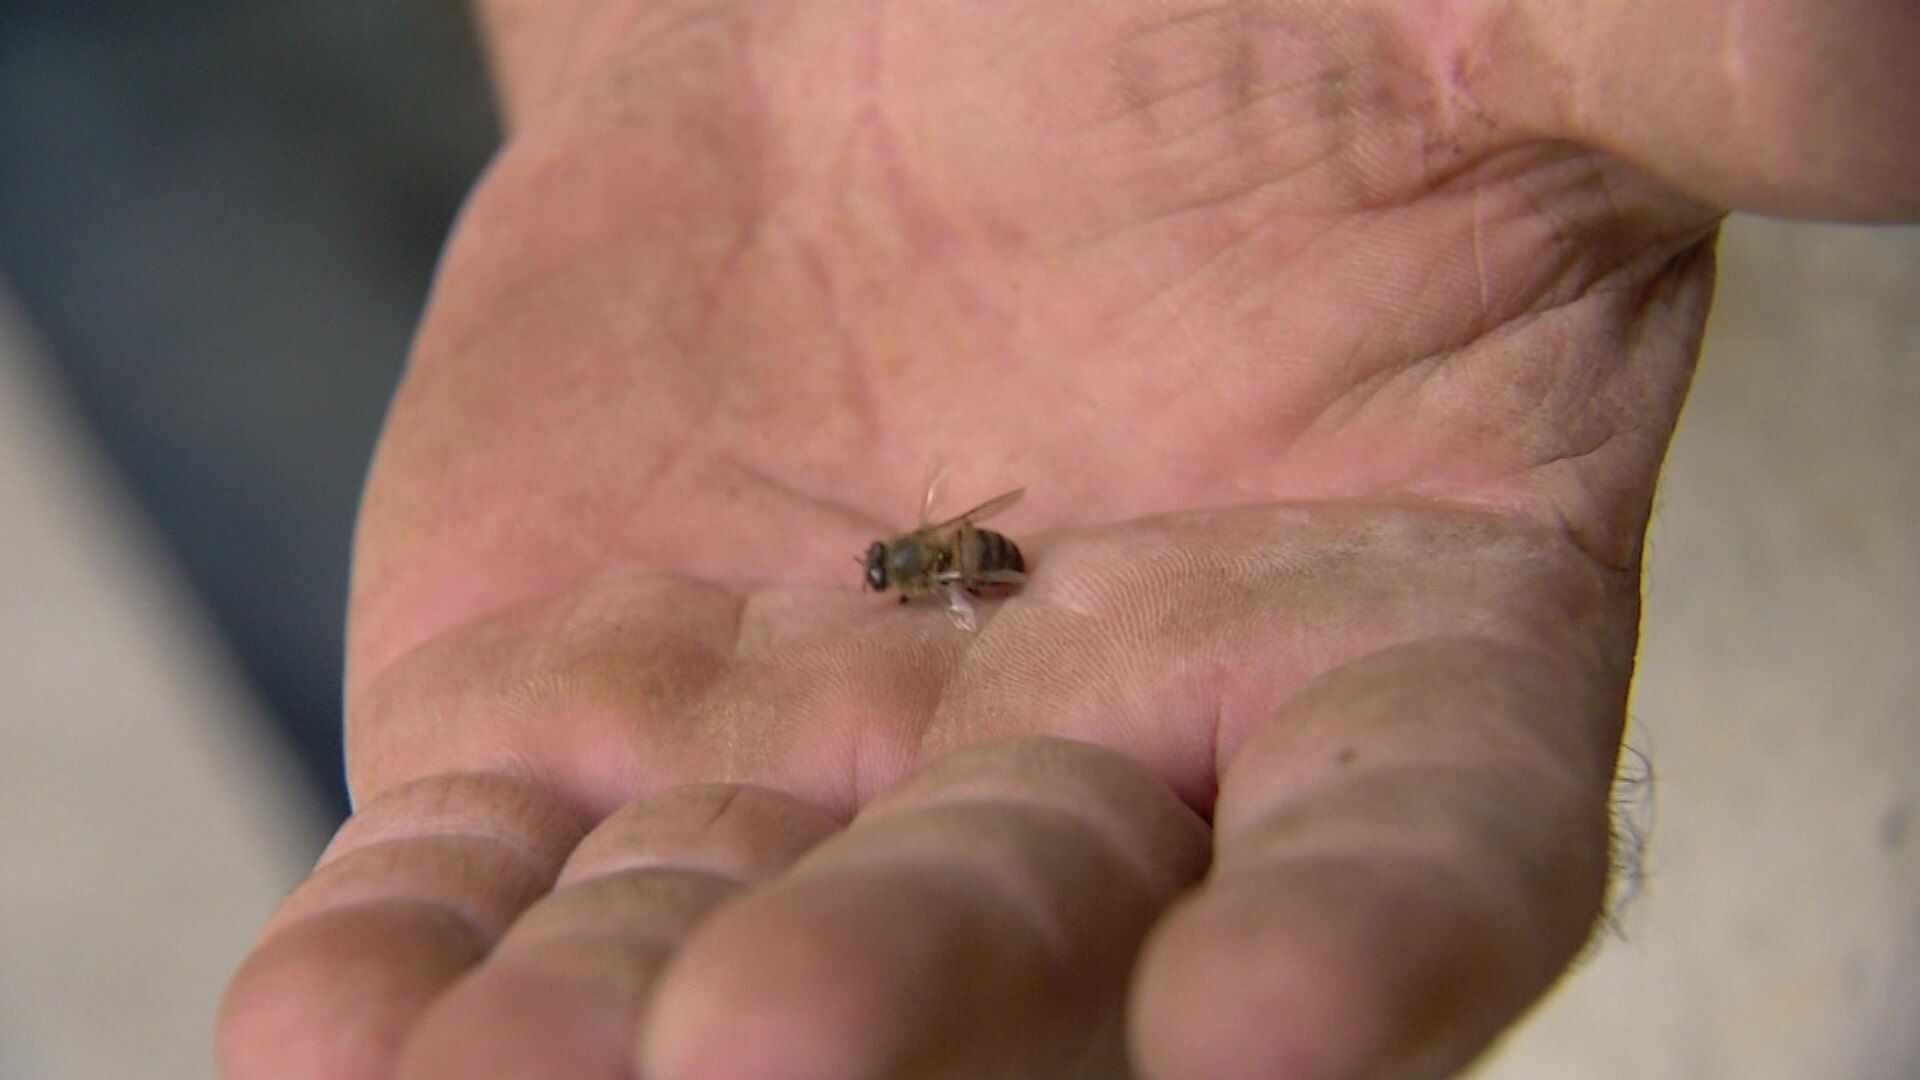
[224,3,1719,1078]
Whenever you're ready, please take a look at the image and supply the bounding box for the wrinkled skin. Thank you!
[218,2,1920,1078]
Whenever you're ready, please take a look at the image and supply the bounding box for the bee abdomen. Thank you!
[975,528,1025,574]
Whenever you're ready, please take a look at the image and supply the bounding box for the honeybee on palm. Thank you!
[861,479,1028,631]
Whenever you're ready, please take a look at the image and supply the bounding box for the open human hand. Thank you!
[218,2,1918,1077]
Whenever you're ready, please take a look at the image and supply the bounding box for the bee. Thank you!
[862,482,1028,631]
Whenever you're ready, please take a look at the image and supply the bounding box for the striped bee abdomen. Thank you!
[967,527,1025,577]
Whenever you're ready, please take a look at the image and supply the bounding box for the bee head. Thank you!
[862,542,890,591]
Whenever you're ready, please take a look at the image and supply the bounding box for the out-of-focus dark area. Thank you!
[0,0,499,820]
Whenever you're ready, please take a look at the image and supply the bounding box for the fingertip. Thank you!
[640,888,913,1080]
[218,904,488,1080]
[1130,858,1540,1080]
[394,941,670,1080]
[1130,883,1381,1080]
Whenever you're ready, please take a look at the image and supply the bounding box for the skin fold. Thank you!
[218,2,1919,1078]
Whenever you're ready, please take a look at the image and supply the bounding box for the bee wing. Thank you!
[919,457,948,525]
[939,586,979,632]
[925,487,1024,531]
[935,568,1026,586]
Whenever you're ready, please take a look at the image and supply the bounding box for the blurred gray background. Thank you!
[0,0,498,822]
[0,4,1915,1078]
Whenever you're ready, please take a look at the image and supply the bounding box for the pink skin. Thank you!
[218,2,1919,1078]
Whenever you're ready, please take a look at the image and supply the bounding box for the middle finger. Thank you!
[641,736,1209,1080]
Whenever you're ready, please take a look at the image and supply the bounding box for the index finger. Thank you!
[1131,636,1624,1079]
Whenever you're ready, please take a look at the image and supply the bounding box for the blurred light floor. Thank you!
[0,215,1915,1079]
[0,293,325,1080]
[1477,219,1920,1080]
